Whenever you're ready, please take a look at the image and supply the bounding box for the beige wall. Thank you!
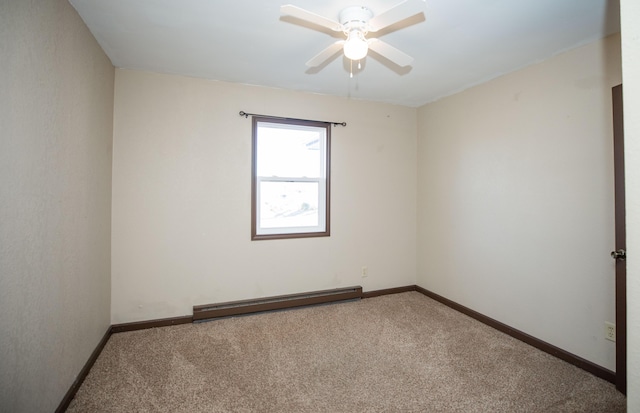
[621,0,640,408]
[111,69,417,323]
[0,1,114,412]
[417,34,622,370]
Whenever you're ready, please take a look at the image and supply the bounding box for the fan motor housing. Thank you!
[339,6,373,31]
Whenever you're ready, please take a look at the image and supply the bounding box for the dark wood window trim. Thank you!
[251,116,331,240]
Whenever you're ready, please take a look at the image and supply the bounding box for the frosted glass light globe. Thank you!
[343,31,368,61]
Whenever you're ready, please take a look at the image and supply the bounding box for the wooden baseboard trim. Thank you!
[362,285,416,299]
[55,326,112,413]
[414,285,616,384]
[111,315,193,334]
[193,286,363,322]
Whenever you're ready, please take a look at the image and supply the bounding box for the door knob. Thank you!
[611,249,626,260]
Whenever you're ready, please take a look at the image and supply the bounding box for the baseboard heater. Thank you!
[193,286,363,322]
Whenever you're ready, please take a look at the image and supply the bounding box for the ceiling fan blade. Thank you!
[367,38,414,67]
[280,5,342,31]
[368,0,425,32]
[306,41,345,67]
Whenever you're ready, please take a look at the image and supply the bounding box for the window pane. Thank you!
[257,123,324,178]
[251,116,330,240]
[259,181,319,229]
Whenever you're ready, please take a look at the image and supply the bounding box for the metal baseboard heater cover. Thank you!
[193,286,363,322]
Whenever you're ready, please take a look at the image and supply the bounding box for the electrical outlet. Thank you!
[361,266,368,278]
[605,322,616,342]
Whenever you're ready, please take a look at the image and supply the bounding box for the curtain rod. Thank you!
[239,111,346,127]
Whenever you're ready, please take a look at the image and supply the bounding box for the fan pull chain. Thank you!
[349,60,362,78]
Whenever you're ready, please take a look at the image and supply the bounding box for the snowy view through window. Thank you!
[254,119,328,238]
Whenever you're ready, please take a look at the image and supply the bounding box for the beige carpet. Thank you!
[67,292,625,412]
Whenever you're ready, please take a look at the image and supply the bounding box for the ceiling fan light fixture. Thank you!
[343,30,368,61]
[281,1,423,69]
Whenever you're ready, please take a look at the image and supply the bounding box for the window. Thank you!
[252,116,330,240]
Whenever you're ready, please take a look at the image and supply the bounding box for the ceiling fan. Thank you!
[280,0,426,71]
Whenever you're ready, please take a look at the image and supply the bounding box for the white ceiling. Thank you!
[69,0,620,107]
